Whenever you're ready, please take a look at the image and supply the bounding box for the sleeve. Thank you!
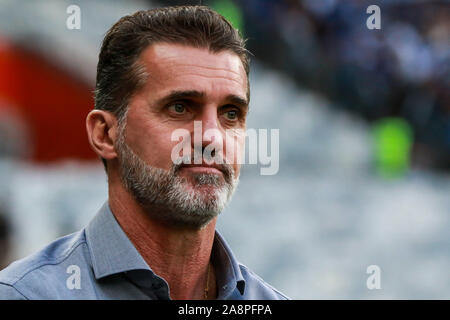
[0,283,28,300]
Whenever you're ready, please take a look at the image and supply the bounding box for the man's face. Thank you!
[115,43,249,228]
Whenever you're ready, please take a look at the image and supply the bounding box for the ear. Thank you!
[86,110,119,162]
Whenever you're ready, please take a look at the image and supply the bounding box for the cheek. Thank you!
[224,134,245,166]
[125,103,184,169]
[155,138,179,167]
[128,127,177,170]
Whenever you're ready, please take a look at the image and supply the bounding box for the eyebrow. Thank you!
[156,90,249,109]
[226,95,249,109]
[157,90,204,105]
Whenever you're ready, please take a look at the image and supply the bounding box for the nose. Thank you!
[191,106,224,158]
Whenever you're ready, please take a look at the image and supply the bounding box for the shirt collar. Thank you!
[213,230,246,297]
[85,202,151,279]
[85,201,246,296]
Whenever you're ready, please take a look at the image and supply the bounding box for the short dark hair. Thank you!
[94,6,250,169]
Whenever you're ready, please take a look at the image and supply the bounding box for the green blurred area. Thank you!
[372,118,413,178]
[210,0,244,35]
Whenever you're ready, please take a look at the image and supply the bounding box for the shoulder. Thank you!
[0,283,27,300]
[238,263,290,300]
[0,230,88,299]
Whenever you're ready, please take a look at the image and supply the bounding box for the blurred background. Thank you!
[0,0,449,299]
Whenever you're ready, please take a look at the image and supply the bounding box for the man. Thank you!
[0,6,288,300]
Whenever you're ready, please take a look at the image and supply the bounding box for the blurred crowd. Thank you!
[248,0,449,170]
[241,0,449,170]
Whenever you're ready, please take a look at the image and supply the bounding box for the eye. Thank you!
[224,110,238,120]
[168,103,187,114]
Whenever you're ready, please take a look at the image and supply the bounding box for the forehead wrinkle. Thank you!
[151,64,247,94]
[160,61,244,77]
[158,62,245,84]
[142,43,246,74]
[173,73,245,87]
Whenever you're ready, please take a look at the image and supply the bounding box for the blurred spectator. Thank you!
[0,103,30,160]
[0,209,11,270]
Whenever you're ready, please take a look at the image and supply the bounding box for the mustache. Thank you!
[172,152,235,184]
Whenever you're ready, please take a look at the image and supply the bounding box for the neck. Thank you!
[108,182,217,300]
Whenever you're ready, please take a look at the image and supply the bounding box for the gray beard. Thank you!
[115,122,239,229]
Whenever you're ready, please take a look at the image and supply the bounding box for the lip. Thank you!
[180,164,224,175]
[182,166,222,174]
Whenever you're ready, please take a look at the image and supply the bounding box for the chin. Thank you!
[185,183,222,198]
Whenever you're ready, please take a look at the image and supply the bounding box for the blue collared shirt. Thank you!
[0,202,289,300]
